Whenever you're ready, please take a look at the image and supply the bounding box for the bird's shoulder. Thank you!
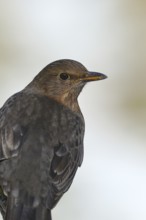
[0,91,53,124]
[0,91,84,125]
[0,91,84,160]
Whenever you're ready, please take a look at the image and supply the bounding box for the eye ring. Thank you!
[59,72,70,80]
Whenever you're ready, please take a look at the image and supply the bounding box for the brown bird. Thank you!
[0,59,107,220]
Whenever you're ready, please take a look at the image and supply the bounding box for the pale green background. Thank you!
[0,0,146,220]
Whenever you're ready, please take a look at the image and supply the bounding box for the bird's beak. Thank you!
[82,71,107,82]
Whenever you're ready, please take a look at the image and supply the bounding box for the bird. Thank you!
[0,59,107,220]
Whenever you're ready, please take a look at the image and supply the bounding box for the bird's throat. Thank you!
[57,92,80,113]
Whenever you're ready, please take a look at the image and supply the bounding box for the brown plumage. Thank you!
[0,59,107,220]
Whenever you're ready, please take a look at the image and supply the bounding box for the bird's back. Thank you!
[0,91,85,219]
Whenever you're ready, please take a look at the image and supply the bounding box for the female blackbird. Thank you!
[0,59,107,220]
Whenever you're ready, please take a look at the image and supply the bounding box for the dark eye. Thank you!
[59,73,69,80]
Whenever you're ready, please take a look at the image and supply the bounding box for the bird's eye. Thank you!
[59,73,69,80]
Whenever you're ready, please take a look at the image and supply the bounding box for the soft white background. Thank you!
[0,0,146,220]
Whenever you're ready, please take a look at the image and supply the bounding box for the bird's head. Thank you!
[28,59,107,111]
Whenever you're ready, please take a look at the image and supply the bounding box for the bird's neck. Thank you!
[25,83,81,113]
[49,91,80,113]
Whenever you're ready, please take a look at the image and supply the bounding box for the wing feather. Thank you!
[0,92,85,211]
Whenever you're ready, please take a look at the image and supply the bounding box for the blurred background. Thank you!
[0,0,146,219]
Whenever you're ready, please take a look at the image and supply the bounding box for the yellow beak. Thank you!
[82,71,107,82]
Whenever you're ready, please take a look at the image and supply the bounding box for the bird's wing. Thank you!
[47,108,84,208]
[0,93,25,161]
[0,93,84,211]
[0,93,26,218]
[0,123,24,161]
[0,93,57,218]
